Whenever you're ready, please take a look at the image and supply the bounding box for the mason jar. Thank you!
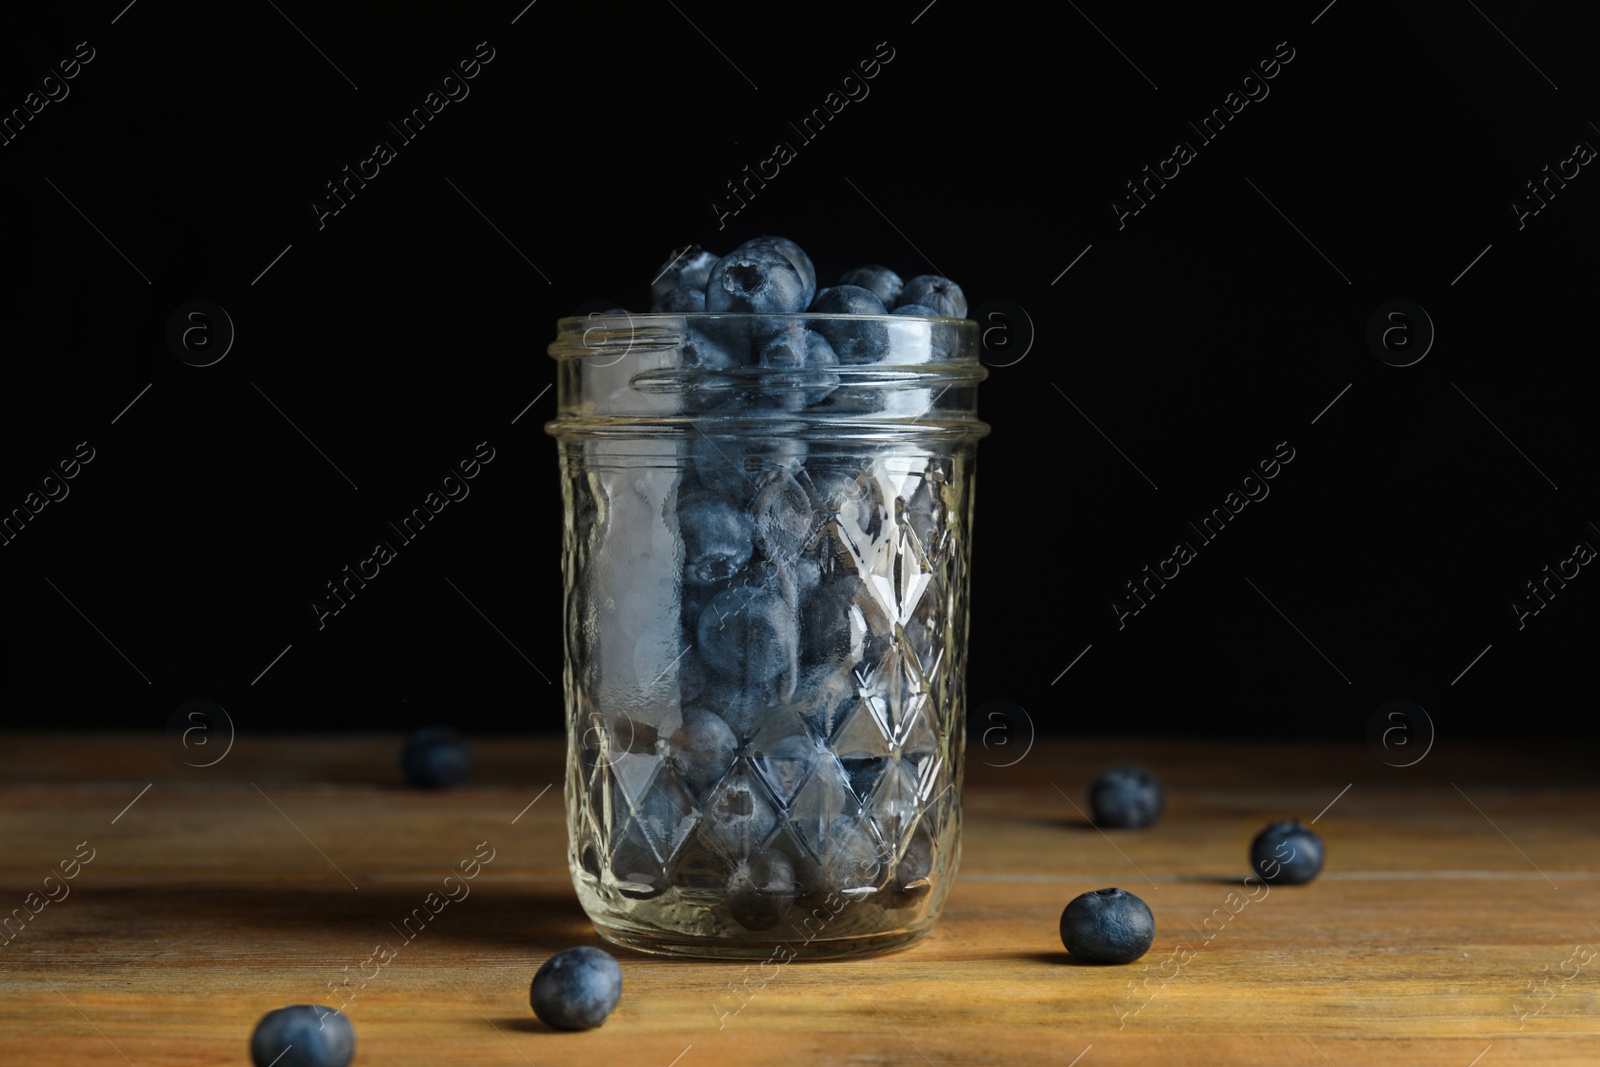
[546,309,987,959]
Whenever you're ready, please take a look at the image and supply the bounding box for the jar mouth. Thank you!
[545,310,987,437]
[554,311,973,328]
[548,312,980,366]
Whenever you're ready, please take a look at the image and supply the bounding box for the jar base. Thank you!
[591,919,932,961]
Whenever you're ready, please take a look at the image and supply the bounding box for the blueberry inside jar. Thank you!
[547,239,987,959]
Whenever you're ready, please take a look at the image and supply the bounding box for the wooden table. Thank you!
[2,733,1596,1065]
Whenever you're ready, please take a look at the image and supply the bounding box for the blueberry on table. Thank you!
[1250,820,1324,885]
[809,285,891,365]
[838,264,904,308]
[400,727,471,788]
[650,245,720,307]
[706,245,810,314]
[1088,766,1164,829]
[895,275,967,319]
[250,1004,354,1067]
[1059,887,1154,964]
[530,946,623,1030]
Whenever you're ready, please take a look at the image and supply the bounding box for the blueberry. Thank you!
[690,431,807,507]
[1059,888,1154,964]
[707,245,809,314]
[661,707,737,800]
[610,818,664,898]
[649,245,720,307]
[756,321,839,408]
[820,814,886,894]
[882,822,935,909]
[700,773,778,862]
[530,946,623,1030]
[681,324,739,370]
[800,576,865,669]
[752,470,815,565]
[1250,820,1324,885]
[678,490,755,585]
[809,285,891,365]
[837,264,904,308]
[696,586,798,688]
[1088,766,1164,829]
[400,727,471,788]
[741,236,817,308]
[652,285,707,313]
[895,275,967,318]
[729,850,796,931]
[690,681,769,742]
[250,1005,354,1067]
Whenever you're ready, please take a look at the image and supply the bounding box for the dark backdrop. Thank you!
[2,0,1596,742]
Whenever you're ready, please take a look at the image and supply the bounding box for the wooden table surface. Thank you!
[1,733,1596,1066]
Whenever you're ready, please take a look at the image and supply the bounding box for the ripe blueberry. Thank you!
[696,586,798,687]
[649,245,719,307]
[896,275,967,318]
[1089,766,1164,829]
[530,946,623,1030]
[1059,887,1154,964]
[837,264,904,308]
[652,285,707,313]
[677,490,755,585]
[1250,820,1324,885]
[741,236,816,308]
[250,1005,354,1067]
[707,246,809,314]
[809,285,891,364]
[400,727,471,788]
[729,850,796,931]
[662,706,737,800]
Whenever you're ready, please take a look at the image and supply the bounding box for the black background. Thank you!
[2,0,1596,742]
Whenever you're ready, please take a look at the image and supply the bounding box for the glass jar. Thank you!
[546,310,987,959]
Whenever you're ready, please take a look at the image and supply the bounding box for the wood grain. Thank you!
[1,733,1596,1065]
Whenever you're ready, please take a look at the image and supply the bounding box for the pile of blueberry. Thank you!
[590,236,969,415]
[569,237,974,937]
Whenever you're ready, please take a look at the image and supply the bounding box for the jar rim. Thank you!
[554,311,973,328]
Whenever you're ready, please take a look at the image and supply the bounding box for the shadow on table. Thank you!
[40,882,595,956]
[1019,950,1108,967]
